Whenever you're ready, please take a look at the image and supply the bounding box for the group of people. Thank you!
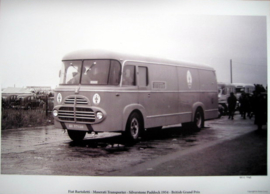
[227,84,267,130]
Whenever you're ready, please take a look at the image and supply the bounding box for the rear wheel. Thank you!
[193,108,204,131]
[124,112,142,142]
[182,108,204,131]
[67,130,86,142]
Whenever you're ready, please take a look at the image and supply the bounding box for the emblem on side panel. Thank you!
[187,70,192,89]
[57,93,62,104]
[93,93,101,105]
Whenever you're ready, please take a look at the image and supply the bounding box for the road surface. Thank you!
[1,113,267,176]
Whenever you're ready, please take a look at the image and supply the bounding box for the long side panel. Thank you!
[141,64,179,128]
[177,67,201,123]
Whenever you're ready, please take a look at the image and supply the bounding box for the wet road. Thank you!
[1,113,267,176]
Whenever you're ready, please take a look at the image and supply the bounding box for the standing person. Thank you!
[239,92,249,119]
[227,92,237,120]
[253,85,267,130]
[247,93,254,119]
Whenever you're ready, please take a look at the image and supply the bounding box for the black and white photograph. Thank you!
[0,0,269,193]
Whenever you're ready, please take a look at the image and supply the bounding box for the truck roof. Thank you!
[62,49,215,71]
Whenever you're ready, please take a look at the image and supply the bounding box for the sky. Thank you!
[0,0,269,89]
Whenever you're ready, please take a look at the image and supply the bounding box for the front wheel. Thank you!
[68,130,86,142]
[123,112,142,142]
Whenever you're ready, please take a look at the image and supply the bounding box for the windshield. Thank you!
[235,87,243,93]
[59,60,121,85]
[218,85,226,95]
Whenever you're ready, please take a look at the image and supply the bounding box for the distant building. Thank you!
[26,86,51,91]
[26,86,52,94]
[2,87,32,95]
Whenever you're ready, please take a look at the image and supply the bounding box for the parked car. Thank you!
[232,83,255,100]
[12,94,42,110]
[218,82,236,115]
[2,94,18,109]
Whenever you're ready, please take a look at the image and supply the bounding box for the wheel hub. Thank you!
[130,118,139,137]
[195,112,202,128]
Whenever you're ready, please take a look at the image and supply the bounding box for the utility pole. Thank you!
[230,59,233,83]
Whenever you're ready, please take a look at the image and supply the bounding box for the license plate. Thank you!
[66,123,87,131]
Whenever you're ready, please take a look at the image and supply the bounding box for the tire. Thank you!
[182,108,204,131]
[67,130,86,142]
[124,112,142,142]
[193,108,204,131]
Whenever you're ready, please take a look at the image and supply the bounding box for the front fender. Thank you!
[122,104,146,131]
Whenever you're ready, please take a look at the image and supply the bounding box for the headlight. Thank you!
[96,111,103,120]
[53,110,58,117]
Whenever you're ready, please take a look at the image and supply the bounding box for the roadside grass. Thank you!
[1,108,54,130]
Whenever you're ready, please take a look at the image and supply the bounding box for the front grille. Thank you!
[58,107,95,123]
[76,97,88,105]
[64,97,75,104]
[76,107,95,122]
[58,107,74,121]
[64,96,88,105]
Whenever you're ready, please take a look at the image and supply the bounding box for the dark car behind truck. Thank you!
[2,95,18,109]
[12,94,42,110]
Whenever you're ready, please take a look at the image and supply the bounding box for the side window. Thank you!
[108,60,121,85]
[122,65,136,86]
[138,66,148,87]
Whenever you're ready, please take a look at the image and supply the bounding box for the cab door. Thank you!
[137,65,152,128]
